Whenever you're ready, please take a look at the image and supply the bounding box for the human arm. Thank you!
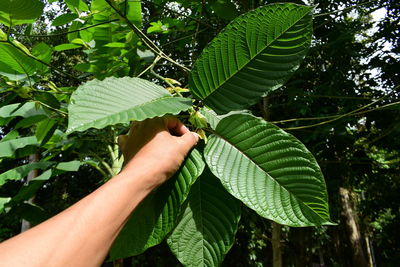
[0,117,198,267]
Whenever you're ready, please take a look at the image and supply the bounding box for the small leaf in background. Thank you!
[34,91,60,110]
[0,197,11,213]
[35,119,57,145]
[0,130,19,143]
[51,13,78,27]
[56,160,82,172]
[147,21,169,34]
[54,43,82,51]
[210,0,239,20]
[0,162,53,186]
[126,0,142,27]
[0,136,38,158]
[32,42,53,64]
[0,102,47,119]
[167,168,241,267]
[67,77,192,133]
[104,42,126,48]
[205,114,332,226]
[65,0,89,13]
[11,170,52,203]
[14,115,47,129]
[0,0,44,26]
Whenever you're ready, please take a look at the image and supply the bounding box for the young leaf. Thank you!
[167,168,241,267]
[110,149,205,260]
[204,114,332,227]
[189,3,313,114]
[67,77,192,134]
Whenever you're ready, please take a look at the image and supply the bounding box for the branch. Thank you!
[281,97,399,130]
[104,0,190,72]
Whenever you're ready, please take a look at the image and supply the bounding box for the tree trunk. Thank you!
[339,187,368,267]
[20,153,40,232]
[272,222,282,267]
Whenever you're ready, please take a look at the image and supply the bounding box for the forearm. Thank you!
[0,166,156,267]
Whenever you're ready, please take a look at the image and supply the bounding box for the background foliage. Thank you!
[0,0,399,266]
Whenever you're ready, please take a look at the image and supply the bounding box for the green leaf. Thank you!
[15,115,47,129]
[104,42,126,48]
[0,130,19,142]
[32,42,52,64]
[204,114,332,226]
[34,91,61,110]
[110,149,205,260]
[0,136,38,158]
[67,77,192,134]
[211,0,239,20]
[0,162,53,186]
[35,119,57,145]
[0,0,44,26]
[11,170,52,203]
[126,0,142,27]
[0,197,11,213]
[200,107,251,129]
[189,3,313,114]
[0,102,46,119]
[54,43,82,51]
[167,168,241,267]
[65,0,89,13]
[0,43,42,75]
[56,160,82,172]
[52,13,78,26]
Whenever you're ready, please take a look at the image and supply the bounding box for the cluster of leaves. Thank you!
[1,0,399,266]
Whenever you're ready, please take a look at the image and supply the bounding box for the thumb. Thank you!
[181,131,199,148]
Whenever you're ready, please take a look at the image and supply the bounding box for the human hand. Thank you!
[118,117,199,189]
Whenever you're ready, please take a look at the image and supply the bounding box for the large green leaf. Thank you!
[189,3,313,114]
[204,114,332,226]
[110,149,205,260]
[0,136,38,158]
[67,77,192,133]
[0,162,53,186]
[0,0,44,26]
[167,168,241,267]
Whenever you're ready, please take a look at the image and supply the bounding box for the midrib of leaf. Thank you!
[209,129,327,221]
[200,9,310,103]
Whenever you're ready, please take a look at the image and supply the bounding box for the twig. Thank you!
[282,97,398,130]
[104,0,190,72]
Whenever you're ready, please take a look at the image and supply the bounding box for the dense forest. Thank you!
[0,0,399,266]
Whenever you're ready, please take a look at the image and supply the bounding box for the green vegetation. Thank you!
[1,0,399,266]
